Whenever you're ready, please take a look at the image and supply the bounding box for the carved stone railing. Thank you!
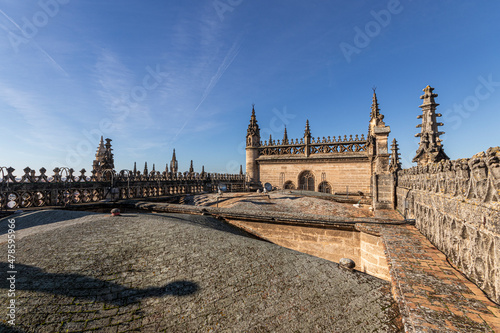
[259,134,367,156]
[396,146,500,305]
[0,167,246,210]
[397,146,500,203]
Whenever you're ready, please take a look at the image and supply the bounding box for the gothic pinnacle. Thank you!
[371,88,380,119]
[304,119,311,137]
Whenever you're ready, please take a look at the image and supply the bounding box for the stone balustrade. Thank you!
[0,166,246,210]
[396,146,500,304]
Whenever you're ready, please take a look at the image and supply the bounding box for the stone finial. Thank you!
[144,162,148,175]
[133,162,137,175]
[389,138,402,173]
[370,87,380,119]
[189,160,194,173]
[170,149,178,174]
[420,85,438,105]
[283,126,288,144]
[239,165,243,175]
[304,120,311,138]
[413,85,449,166]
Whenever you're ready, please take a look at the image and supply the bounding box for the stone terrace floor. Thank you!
[194,192,500,332]
[0,210,401,332]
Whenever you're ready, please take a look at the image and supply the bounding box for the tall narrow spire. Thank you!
[239,164,243,175]
[133,162,137,175]
[189,160,194,174]
[370,87,380,119]
[164,163,168,174]
[389,138,402,173]
[283,126,288,144]
[304,120,311,137]
[413,85,449,166]
[170,149,178,174]
[269,134,273,145]
[246,104,260,147]
[144,162,148,175]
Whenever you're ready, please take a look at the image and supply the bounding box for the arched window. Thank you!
[318,181,332,194]
[298,171,315,191]
[283,181,295,189]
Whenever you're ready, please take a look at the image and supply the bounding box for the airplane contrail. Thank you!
[173,36,244,140]
[0,8,69,76]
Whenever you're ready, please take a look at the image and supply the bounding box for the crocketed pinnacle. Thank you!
[247,104,260,138]
[413,85,449,166]
[283,126,288,144]
[370,88,380,120]
[389,138,402,172]
[304,120,311,137]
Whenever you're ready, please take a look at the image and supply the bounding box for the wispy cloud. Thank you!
[0,81,73,152]
[93,49,154,132]
[0,8,68,76]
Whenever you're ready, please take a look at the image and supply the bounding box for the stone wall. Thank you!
[257,157,372,194]
[227,220,390,281]
[396,147,500,304]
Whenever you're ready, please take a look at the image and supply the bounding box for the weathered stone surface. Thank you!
[397,148,500,305]
[0,210,401,332]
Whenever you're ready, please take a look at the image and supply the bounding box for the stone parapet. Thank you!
[396,147,500,304]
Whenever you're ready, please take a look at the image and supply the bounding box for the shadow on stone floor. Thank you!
[0,210,99,235]
[0,262,199,306]
[0,323,26,333]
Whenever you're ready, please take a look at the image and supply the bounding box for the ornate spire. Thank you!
[133,162,137,175]
[165,163,168,173]
[92,137,114,179]
[144,162,148,175]
[246,104,260,147]
[239,164,243,175]
[189,160,194,174]
[170,149,178,174]
[370,87,380,119]
[152,163,156,173]
[201,165,205,176]
[304,119,311,138]
[413,85,449,166]
[283,126,288,144]
[389,138,402,173]
[269,134,273,145]
[97,136,105,155]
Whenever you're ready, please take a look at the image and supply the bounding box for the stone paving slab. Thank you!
[382,224,500,332]
[0,210,402,332]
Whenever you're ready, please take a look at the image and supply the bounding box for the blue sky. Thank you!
[1,0,499,175]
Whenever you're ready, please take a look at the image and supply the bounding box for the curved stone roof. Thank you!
[0,210,401,332]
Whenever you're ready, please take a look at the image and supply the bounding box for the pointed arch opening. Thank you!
[318,181,332,194]
[298,171,315,191]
